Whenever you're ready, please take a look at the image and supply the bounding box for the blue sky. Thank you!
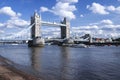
[0,0,120,39]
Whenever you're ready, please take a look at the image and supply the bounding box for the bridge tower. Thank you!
[61,17,70,39]
[31,12,41,38]
[28,12,45,47]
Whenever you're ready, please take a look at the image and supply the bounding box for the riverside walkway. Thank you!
[0,55,42,80]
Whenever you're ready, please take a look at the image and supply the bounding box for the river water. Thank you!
[0,44,120,80]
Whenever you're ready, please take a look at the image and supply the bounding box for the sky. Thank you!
[0,0,120,39]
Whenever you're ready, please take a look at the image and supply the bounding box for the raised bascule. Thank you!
[28,12,70,47]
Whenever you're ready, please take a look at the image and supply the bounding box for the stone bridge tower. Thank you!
[28,12,45,47]
[60,17,70,39]
[31,12,41,38]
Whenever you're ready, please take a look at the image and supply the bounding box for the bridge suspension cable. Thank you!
[1,23,35,40]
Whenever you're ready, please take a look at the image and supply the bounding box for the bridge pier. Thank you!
[28,12,45,47]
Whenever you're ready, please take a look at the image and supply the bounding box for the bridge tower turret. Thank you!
[60,17,70,39]
[28,12,45,47]
[31,12,41,38]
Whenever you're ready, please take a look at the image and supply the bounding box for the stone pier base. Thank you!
[28,37,45,47]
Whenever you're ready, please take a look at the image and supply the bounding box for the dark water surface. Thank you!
[0,44,120,80]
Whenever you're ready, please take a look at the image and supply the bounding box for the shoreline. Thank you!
[0,55,42,80]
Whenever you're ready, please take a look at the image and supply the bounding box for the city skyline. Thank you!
[0,0,120,39]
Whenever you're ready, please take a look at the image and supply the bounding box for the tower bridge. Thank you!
[0,12,94,46]
[28,12,70,47]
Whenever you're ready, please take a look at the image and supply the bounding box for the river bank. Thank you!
[0,55,42,80]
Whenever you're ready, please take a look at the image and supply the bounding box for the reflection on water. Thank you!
[0,44,120,80]
[29,45,120,80]
[30,46,71,80]
[31,47,43,71]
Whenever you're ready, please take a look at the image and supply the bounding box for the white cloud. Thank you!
[0,6,21,17]
[0,23,5,27]
[72,26,120,38]
[72,19,120,38]
[40,0,77,20]
[100,19,113,25]
[87,2,109,15]
[106,6,115,11]
[5,17,29,28]
[97,30,103,34]
[41,27,61,38]
[52,2,76,20]
[3,28,31,40]
[80,14,84,17]
[56,0,78,3]
[0,6,29,28]
[0,30,4,34]
[17,13,22,17]
[87,2,120,15]
[40,7,49,12]
[106,6,120,14]
[0,17,29,29]
[0,6,30,39]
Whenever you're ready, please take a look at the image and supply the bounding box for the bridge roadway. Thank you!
[0,40,27,44]
[0,39,120,46]
[45,39,120,46]
[41,21,66,27]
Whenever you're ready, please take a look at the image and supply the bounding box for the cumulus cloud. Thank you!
[106,6,115,11]
[100,19,113,25]
[87,2,109,15]
[107,6,120,14]
[0,6,29,29]
[5,17,29,28]
[40,7,49,12]
[52,2,76,19]
[87,2,120,15]
[2,28,31,40]
[40,0,77,20]
[0,6,21,17]
[72,19,120,38]
[0,6,30,39]
[0,16,29,29]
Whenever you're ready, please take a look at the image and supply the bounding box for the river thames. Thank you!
[0,44,120,80]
